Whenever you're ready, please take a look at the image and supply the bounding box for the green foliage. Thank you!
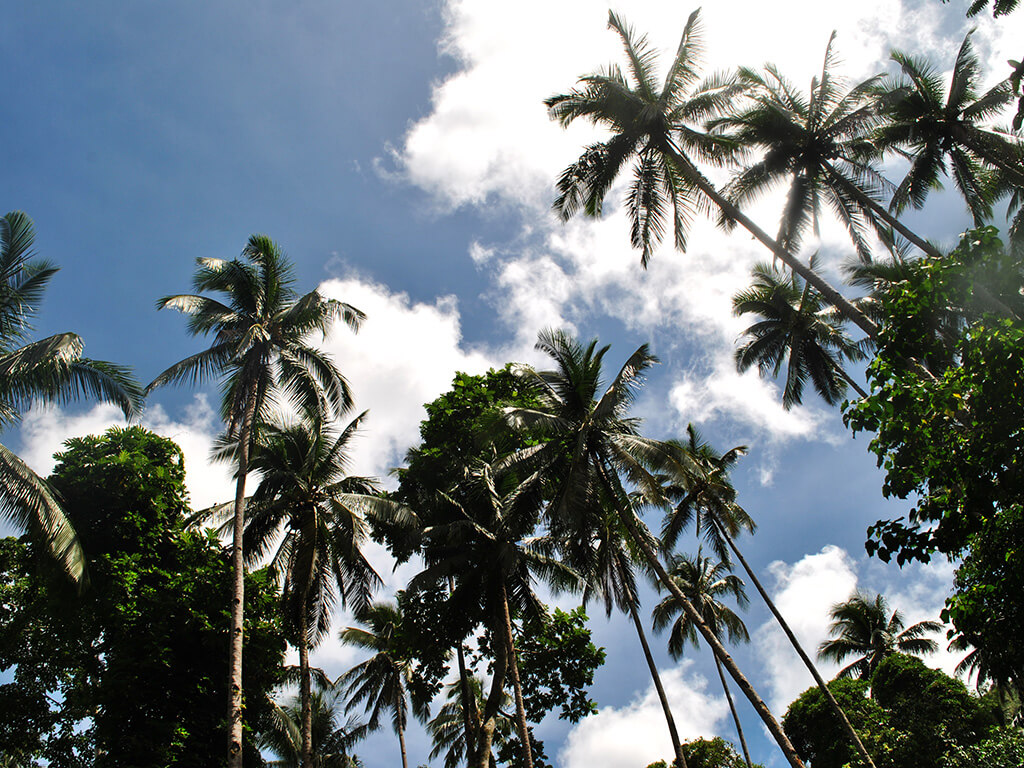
[645,737,762,768]
[782,655,998,768]
[845,227,1024,563]
[941,728,1024,767]
[0,427,286,767]
[514,607,605,723]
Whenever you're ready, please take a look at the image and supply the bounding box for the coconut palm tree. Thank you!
[713,36,949,263]
[259,687,367,768]
[660,425,877,768]
[877,32,1023,225]
[147,235,362,767]
[546,11,878,338]
[427,675,513,768]
[733,258,868,409]
[503,329,807,768]
[818,592,943,679]
[215,413,412,768]
[712,34,893,262]
[652,550,753,768]
[0,211,142,583]
[337,601,428,768]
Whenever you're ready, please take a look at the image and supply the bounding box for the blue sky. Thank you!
[3,1,1023,766]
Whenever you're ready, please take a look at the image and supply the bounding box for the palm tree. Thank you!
[546,11,879,338]
[503,329,807,768]
[714,36,947,262]
[220,413,412,768]
[427,676,513,768]
[877,31,1023,225]
[147,235,362,767]
[411,461,575,768]
[259,688,367,768]
[712,34,890,261]
[818,592,943,679]
[733,258,867,409]
[338,601,429,768]
[651,550,753,768]
[660,425,878,768]
[0,211,142,582]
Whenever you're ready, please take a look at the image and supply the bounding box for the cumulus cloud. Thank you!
[559,661,729,768]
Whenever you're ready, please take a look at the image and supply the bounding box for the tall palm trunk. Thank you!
[713,520,877,768]
[667,147,880,340]
[627,602,688,768]
[500,582,534,768]
[477,623,509,768]
[456,641,479,767]
[596,459,806,768]
[713,654,753,768]
[299,622,313,768]
[396,690,409,768]
[228,386,259,768]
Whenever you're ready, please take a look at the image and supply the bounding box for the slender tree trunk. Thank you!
[713,653,753,768]
[457,641,478,767]
[397,712,409,768]
[227,386,259,768]
[598,460,806,768]
[831,359,869,400]
[501,582,535,768]
[716,521,877,768]
[628,602,688,768]
[299,623,312,768]
[667,148,880,339]
[477,622,509,768]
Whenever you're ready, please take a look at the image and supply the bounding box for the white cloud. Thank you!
[560,661,729,768]
[754,545,859,713]
[17,395,234,511]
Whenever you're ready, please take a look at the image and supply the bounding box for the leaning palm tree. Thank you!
[147,235,362,768]
[877,31,1023,225]
[259,688,367,768]
[0,211,142,583]
[733,258,867,409]
[818,592,943,679]
[652,550,753,768]
[338,601,430,768]
[214,413,412,768]
[503,329,807,768]
[546,11,878,337]
[660,425,877,768]
[579,500,689,768]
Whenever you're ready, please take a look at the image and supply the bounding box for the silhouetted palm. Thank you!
[148,235,362,767]
[733,258,867,409]
[652,550,753,768]
[427,676,512,768]
[547,11,878,337]
[260,688,366,768]
[818,592,942,679]
[877,32,1023,224]
[0,211,142,582]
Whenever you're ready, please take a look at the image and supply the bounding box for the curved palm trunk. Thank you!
[713,654,753,768]
[396,703,409,768]
[228,386,259,768]
[627,602,688,768]
[668,148,880,340]
[477,622,509,768]
[714,521,877,768]
[830,359,869,400]
[501,582,535,768]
